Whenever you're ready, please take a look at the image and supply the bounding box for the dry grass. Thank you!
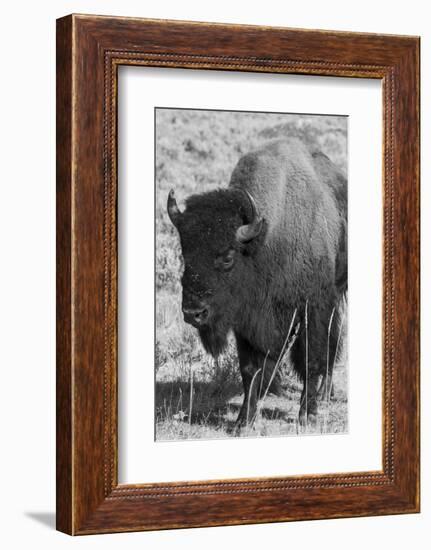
[155,108,348,441]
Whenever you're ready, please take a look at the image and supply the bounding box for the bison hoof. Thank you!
[232,413,256,436]
[232,424,242,436]
[232,417,247,436]
[317,388,335,402]
[299,412,317,429]
[307,413,317,426]
[232,422,245,437]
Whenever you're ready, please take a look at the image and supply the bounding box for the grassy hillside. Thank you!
[155,108,348,441]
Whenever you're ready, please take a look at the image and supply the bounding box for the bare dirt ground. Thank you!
[155,108,348,441]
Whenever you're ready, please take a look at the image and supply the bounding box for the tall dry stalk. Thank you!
[189,363,194,428]
[323,307,336,431]
[304,300,309,428]
[327,308,346,409]
[325,307,336,402]
[323,303,346,432]
[245,368,262,432]
[250,309,299,427]
[259,350,270,400]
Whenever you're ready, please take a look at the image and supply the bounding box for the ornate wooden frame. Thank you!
[56,14,420,535]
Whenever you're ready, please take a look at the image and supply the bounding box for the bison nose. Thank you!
[182,306,209,327]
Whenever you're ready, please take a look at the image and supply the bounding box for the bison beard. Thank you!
[198,313,285,397]
[197,316,231,358]
[167,138,347,431]
[197,286,286,399]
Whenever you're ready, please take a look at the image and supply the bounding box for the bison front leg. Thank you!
[316,370,335,402]
[234,334,260,433]
[236,363,260,431]
[298,370,320,428]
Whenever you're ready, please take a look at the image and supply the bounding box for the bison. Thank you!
[167,138,347,430]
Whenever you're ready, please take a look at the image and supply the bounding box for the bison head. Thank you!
[167,187,264,356]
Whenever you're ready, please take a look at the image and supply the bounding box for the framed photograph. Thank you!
[56,14,420,535]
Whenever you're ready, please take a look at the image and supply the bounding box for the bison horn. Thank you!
[236,190,263,243]
[167,189,182,227]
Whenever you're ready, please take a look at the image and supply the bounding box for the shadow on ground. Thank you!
[25,512,56,530]
[155,366,348,441]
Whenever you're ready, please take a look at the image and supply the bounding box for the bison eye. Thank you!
[215,249,235,271]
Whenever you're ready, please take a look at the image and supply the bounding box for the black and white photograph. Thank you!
[155,108,348,441]
[0,0,424,545]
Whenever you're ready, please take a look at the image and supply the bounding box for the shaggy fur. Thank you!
[170,139,347,427]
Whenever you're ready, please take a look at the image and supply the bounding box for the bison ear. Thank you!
[236,190,264,244]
